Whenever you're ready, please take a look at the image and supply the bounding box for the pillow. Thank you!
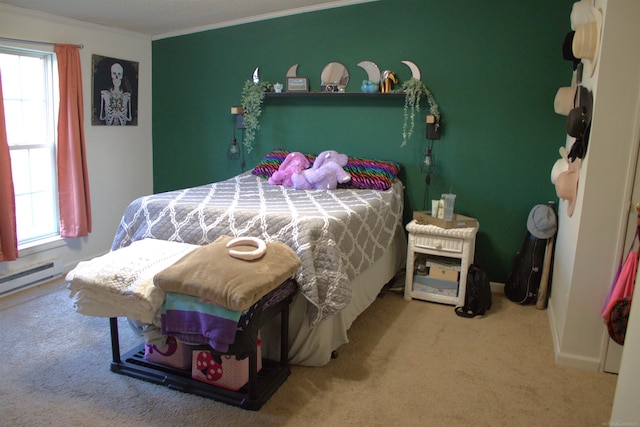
[252,149,315,178]
[252,149,401,191]
[340,157,402,191]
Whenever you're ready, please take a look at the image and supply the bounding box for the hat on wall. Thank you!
[570,0,596,30]
[555,159,581,217]
[550,147,570,185]
[562,31,581,71]
[554,85,577,116]
[527,204,558,239]
[566,86,592,137]
[551,158,569,184]
[572,6,603,78]
[566,85,593,161]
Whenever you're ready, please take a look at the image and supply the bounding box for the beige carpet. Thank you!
[0,276,617,427]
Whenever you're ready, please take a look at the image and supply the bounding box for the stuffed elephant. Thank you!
[291,150,351,190]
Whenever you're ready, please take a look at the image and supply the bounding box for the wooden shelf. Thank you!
[265,92,405,99]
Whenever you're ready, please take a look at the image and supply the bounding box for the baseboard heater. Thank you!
[0,260,63,296]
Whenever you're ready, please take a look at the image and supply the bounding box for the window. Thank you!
[0,47,59,246]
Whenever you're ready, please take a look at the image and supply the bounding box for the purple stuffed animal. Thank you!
[268,152,311,187]
[291,150,351,190]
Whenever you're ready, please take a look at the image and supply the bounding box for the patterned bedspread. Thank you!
[111,172,404,325]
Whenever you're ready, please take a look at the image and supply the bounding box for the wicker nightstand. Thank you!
[404,219,479,306]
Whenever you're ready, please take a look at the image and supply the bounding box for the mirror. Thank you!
[321,62,349,92]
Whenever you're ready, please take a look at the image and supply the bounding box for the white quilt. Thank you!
[66,239,198,325]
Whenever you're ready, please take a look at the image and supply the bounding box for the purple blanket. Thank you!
[161,292,242,352]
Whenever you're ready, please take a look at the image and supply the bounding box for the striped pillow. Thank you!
[340,157,402,191]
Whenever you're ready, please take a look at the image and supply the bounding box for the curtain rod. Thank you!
[0,36,83,49]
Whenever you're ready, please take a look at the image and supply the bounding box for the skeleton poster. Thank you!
[91,55,138,126]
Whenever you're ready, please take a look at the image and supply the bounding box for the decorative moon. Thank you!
[286,64,299,77]
[357,60,381,83]
[401,60,421,81]
[321,62,349,87]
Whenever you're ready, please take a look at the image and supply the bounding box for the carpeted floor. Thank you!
[0,276,617,426]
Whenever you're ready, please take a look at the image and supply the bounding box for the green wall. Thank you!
[152,0,574,282]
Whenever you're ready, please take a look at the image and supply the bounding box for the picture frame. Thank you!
[91,54,139,126]
[286,77,309,92]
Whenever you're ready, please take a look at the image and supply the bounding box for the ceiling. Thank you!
[1,0,374,39]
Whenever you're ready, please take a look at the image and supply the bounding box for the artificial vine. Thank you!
[240,79,270,152]
[400,78,440,147]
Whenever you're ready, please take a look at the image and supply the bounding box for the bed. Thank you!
[76,151,406,367]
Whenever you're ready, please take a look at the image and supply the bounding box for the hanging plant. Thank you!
[399,78,440,147]
[240,79,270,153]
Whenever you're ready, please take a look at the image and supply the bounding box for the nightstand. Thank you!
[404,219,479,306]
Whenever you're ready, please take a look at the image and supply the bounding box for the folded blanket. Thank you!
[66,239,199,325]
[161,292,243,353]
[154,235,301,311]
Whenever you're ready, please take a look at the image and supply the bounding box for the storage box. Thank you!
[413,274,458,297]
[428,267,460,282]
[191,338,262,391]
[144,336,192,370]
[413,212,478,229]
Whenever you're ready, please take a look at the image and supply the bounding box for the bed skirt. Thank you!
[260,229,406,366]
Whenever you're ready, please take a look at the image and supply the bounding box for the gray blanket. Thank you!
[111,172,404,325]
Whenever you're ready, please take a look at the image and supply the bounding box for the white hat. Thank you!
[551,158,569,185]
[572,6,603,78]
[550,147,570,185]
[570,0,595,30]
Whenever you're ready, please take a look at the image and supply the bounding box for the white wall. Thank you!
[548,0,640,375]
[0,4,153,280]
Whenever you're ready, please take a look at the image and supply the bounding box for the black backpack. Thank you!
[455,264,492,318]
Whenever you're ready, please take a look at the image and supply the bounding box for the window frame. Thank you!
[0,45,60,247]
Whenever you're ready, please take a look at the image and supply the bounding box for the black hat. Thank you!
[566,86,593,161]
[562,32,581,70]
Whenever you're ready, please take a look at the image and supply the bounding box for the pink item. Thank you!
[55,44,92,238]
[192,337,262,390]
[144,336,192,370]
[0,70,17,261]
[268,151,310,187]
[602,250,637,319]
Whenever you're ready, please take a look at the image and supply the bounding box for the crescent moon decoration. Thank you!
[252,67,260,84]
[401,60,421,81]
[286,64,299,77]
[357,60,381,84]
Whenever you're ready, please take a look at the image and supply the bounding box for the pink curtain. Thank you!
[0,70,18,261]
[55,44,92,238]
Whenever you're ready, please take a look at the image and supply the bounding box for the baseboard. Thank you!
[490,281,504,294]
[554,350,602,371]
[547,298,602,372]
[0,276,66,310]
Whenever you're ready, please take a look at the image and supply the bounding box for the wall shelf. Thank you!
[265,92,405,99]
